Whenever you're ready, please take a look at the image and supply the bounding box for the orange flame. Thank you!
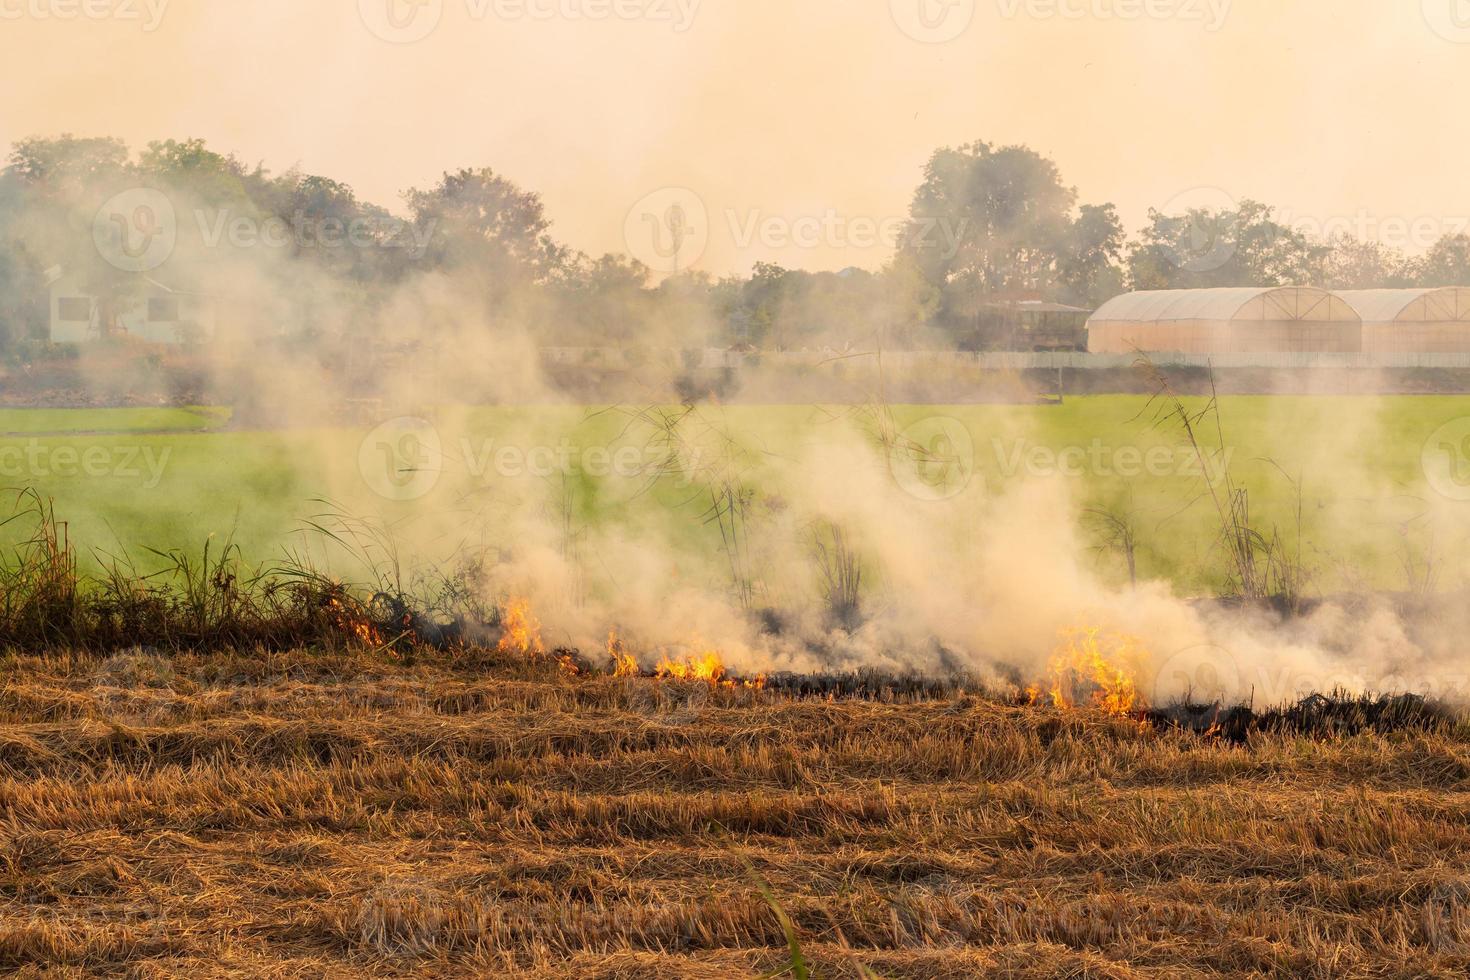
[1031,627,1146,717]
[656,649,728,683]
[608,628,640,677]
[496,597,545,658]
[326,594,382,647]
[654,642,765,689]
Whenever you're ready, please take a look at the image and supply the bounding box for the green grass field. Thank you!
[3,396,1469,595]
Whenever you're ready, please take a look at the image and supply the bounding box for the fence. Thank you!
[539,348,1470,372]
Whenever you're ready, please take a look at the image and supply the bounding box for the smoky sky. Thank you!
[2,1,1467,273]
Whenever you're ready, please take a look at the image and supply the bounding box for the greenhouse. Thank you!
[1336,288,1470,353]
[1086,287,1363,354]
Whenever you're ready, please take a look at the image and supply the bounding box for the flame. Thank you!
[496,597,545,658]
[325,594,382,647]
[656,649,728,683]
[608,628,640,677]
[654,642,765,689]
[1032,627,1146,717]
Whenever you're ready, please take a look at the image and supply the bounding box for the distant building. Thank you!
[45,268,216,345]
[1087,287,1361,354]
[982,299,1092,352]
[1336,288,1470,354]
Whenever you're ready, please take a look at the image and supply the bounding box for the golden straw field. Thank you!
[3,646,1468,978]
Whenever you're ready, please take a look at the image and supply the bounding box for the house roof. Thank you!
[984,300,1093,314]
[43,267,208,298]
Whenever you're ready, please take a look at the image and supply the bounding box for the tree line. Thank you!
[2,135,1468,355]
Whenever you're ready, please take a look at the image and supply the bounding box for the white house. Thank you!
[46,268,217,345]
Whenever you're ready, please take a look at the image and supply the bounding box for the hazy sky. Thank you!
[3,0,1469,274]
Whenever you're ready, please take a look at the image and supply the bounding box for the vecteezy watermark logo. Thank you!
[1423,0,1470,43]
[357,876,447,956]
[359,0,700,41]
[1424,880,1470,954]
[487,0,700,29]
[20,897,169,941]
[1274,208,1470,252]
[459,438,686,482]
[888,416,977,501]
[359,0,444,43]
[1149,643,1240,706]
[92,650,178,727]
[0,441,170,488]
[992,438,1231,480]
[360,417,443,501]
[0,0,171,31]
[996,0,1231,31]
[194,209,434,258]
[1422,417,1470,502]
[93,188,176,273]
[891,0,975,42]
[725,209,968,260]
[1157,186,1238,274]
[624,187,709,274]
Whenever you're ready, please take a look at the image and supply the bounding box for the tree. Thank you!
[1056,203,1125,307]
[874,254,942,347]
[551,252,654,345]
[138,138,251,205]
[277,173,404,281]
[404,168,569,295]
[734,262,793,349]
[7,134,129,187]
[1413,234,1470,286]
[901,141,1074,301]
[0,174,45,349]
[649,270,722,349]
[1127,199,1326,290]
[6,136,143,340]
[1315,233,1413,289]
[898,140,1121,345]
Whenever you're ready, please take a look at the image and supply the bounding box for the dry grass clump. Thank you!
[0,490,482,655]
[1,648,1469,977]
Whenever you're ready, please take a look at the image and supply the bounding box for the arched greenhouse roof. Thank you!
[1335,288,1470,324]
[1088,287,1358,325]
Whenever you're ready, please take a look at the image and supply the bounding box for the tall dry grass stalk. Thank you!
[1139,357,1313,606]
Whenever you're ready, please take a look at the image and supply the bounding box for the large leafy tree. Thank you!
[900,141,1075,301]
[1316,233,1414,289]
[550,252,655,346]
[405,168,569,295]
[138,138,252,205]
[897,141,1121,343]
[1413,234,1470,286]
[7,134,129,186]
[1126,199,1326,290]
[1056,203,1125,307]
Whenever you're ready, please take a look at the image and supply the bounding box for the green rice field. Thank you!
[3,395,1470,595]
